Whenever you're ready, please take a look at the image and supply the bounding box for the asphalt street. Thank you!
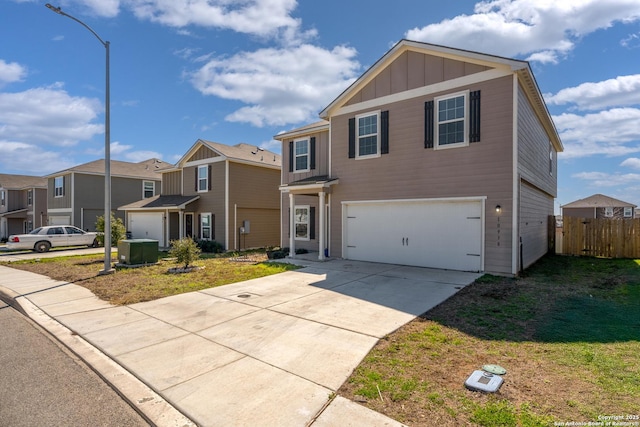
[0,303,150,427]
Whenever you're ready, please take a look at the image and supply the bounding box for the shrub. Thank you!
[169,237,201,268]
[196,239,224,253]
[95,213,126,246]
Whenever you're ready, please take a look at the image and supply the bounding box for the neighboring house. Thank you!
[0,174,48,239]
[562,194,636,219]
[277,39,563,275]
[119,140,281,249]
[45,158,171,231]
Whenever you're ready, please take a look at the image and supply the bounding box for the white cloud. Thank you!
[554,108,640,158]
[123,150,165,162]
[125,0,301,38]
[0,84,104,146]
[546,75,640,110]
[621,32,640,48]
[188,44,360,127]
[621,157,640,169]
[0,141,75,174]
[0,59,27,85]
[572,171,640,187]
[405,0,640,62]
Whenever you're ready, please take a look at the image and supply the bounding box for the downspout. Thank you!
[225,160,230,250]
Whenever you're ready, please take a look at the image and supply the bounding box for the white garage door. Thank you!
[129,212,164,246]
[343,199,484,272]
[49,216,71,226]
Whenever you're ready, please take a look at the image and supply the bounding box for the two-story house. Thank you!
[45,158,171,231]
[0,174,48,239]
[562,194,636,219]
[277,40,563,276]
[119,140,281,249]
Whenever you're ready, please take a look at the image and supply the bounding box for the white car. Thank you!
[7,226,99,253]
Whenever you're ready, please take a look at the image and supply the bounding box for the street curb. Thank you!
[3,291,196,427]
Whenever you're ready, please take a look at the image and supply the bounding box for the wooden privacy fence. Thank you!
[561,216,640,258]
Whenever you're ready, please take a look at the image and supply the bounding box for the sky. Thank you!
[2,0,640,213]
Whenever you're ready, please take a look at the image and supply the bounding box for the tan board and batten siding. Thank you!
[183,160,226,245]
[229,162,280,250]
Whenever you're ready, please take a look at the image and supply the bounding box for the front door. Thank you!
[185,213,193,238]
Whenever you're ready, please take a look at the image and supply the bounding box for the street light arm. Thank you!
[45,4,108,48]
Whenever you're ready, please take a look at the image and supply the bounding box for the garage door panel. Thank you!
[129,213,164,246]
[344,200,483,272]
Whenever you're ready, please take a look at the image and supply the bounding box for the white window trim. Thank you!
[201,212,212,240]
[27,189,33,206]
[293,138,310,173]
[434,90,469,150]
[197,165,209,193]
[355,110,381,159]
[604,207,614,218]
[54,176,64,198]
[624,207,633,218]
[1,190,4,206]
[143,180,155,198]
[294,205,310,241]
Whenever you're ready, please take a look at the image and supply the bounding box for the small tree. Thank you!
[169,237,201,269]
[95,213,126,246]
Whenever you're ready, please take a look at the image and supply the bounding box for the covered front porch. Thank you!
[280,175,338,261]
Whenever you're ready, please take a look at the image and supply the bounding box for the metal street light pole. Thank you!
[45,4,113,275]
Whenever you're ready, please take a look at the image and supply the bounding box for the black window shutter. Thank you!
[310,137,316,169]
[470,90,481,143]
[208,165,212,190]
[197,214,201,238]
[310,207,316,240]
[424,101,434,148]
[348,118,356,158]
[194,168,198,191]
[289,141,294,172]
[381,110,389,154]
[212,214,215,240]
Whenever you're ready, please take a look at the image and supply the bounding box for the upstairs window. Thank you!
[27,190,33,205]
[143,181,155,198]
[1,190,5,206]
[356,111,380,158]
[294,139,309,172]
[54,176,64,197]
[549,143,554,176]
[197,165,209,192]
[436,92,468,149]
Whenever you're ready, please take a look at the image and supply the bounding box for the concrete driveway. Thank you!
[1,258,480,426]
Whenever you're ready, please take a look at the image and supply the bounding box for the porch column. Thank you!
[289,193,295,257]
[318,191,325,261]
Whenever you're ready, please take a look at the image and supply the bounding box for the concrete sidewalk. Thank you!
[0,259,480,426]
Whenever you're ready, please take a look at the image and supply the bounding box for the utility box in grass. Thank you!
[118,239,159,265]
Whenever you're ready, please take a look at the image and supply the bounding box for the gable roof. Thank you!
[45,158,173,180]
[562,194,637,209]
[319,39,563,152]
[0,174,47,190]
[118,194,200,211]
[173,140,281,170]
[274,120,329,141]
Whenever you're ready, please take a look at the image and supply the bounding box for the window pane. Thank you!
[359,135,378,156]
[295,208,308,223]
[358,115,377,136]
[296,156,308,170]
[295,140,308,155]
[202,215,210,226]
[439,121,465,145]
[295,224,308,238]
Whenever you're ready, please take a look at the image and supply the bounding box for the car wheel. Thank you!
[35,241,51,253]
[90,238,98,248]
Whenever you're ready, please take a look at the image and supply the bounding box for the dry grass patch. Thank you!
[5,250,299,305]
[339,255,640,426]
